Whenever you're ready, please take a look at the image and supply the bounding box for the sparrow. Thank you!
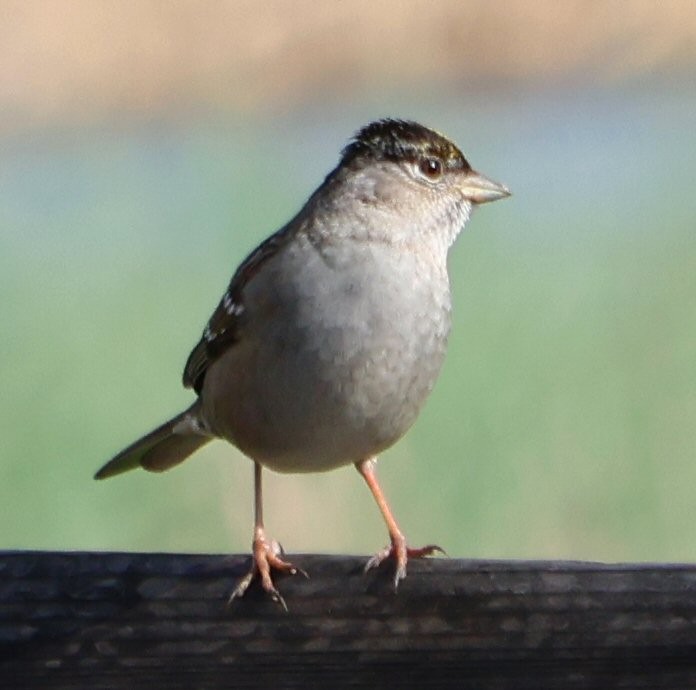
[95,118,510,609]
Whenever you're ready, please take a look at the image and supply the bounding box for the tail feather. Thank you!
[95,406,212,480]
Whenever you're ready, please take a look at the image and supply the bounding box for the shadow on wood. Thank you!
[1,551,696,688]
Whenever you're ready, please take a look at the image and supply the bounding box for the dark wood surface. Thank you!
[2,551,696,688]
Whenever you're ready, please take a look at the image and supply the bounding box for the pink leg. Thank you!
[356,457,444,590]
[228,462,307,610]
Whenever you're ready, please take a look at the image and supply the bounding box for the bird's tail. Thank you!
[94,404,212,480]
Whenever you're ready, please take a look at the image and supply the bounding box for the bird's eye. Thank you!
[419,157,443,180]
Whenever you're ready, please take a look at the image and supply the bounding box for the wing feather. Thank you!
[183,226,293,393]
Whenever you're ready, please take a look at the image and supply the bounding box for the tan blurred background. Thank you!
[2,1,696,564]
[2,0,696,131]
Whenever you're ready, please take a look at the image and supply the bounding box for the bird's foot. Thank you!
[364,534,445,591]
[228,530,308,611]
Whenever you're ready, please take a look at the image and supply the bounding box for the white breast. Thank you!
[200,233,452,473]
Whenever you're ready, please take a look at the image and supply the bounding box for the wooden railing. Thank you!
[2,551,696,687]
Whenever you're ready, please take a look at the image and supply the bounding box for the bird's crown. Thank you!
[342,119,470,172]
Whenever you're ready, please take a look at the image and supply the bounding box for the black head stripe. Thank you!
[341,119,471,172]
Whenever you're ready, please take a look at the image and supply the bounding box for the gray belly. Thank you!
[201,238,452,472]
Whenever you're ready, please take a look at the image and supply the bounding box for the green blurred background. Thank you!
[2,1,695,563]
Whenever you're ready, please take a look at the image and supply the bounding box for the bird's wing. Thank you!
[183,225,293,394]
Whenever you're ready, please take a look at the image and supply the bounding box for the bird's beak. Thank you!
[460,170,511,204]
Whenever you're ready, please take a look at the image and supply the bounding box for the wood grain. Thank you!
[2,551,696,688]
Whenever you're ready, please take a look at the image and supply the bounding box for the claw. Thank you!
[365,539,445,591]
[364,545,392,574]
[227,531,306,610]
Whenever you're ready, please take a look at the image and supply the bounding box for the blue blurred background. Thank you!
[2,2,695,562]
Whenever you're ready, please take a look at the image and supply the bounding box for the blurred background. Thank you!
[2,0,695,563]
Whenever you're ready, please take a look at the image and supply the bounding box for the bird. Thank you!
[95,118,510,609]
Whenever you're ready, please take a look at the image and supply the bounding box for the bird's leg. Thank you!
[228,461,307,610]
[356,457,444,591]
